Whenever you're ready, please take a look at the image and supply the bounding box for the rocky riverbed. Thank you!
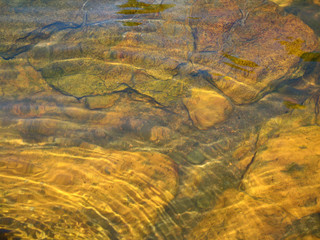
[0,0,319,239]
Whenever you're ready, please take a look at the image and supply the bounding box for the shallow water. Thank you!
[0,0,320,239]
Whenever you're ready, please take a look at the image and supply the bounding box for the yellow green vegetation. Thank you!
[117,0,175,14]
[134,77,185,105]
[223,53,259,68]
[283,100,305,109]
[121,21,142,26]
[279,38,306,56]
[40,58,187,106]
[279,38,320,62]
[41,59,133,98]
[300,51,320,62]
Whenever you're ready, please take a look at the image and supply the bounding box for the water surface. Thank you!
[0,0,320,239]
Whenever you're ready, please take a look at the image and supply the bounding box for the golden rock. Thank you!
[183,88,233,130]
[0,145,178,239]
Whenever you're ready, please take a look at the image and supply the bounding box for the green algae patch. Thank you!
[41,59,133,98]
[41,59,107,79]
[223,53,259,68]
[300,51,320,62]
[278,38,305,57]
[133,71,186,105]
[85,94,120,109]
[117,0,175,15]
[222,54,258,74]
[279,38,320,62]
[283,100,305,109]
[46,74,107,98]
[40,58,185,105]
[118,0,151,8]
[121,21,142,27]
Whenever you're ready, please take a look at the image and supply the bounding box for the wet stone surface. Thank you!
[0,0,320,239]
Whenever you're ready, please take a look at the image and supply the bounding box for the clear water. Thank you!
[0,0,319,239]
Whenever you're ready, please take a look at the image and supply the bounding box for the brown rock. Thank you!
[150,126,172,142]
[1,0,318,106]
[283,0,320,35]
[270,0,320,7]
[183,88,233,130]
[9,101,57,118]
[0,58,49,99]
[189,0,318,103]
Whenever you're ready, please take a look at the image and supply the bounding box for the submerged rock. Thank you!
[188,94,320,239]
[0,0,319,239]
[0,0,318,106]
[0,58,49,99]
[85,94,120,109]
[0,145,178,239]
[186,149,206,164]
[150,126,172,142]
[183,88,233,130]
[285,0,320,36]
